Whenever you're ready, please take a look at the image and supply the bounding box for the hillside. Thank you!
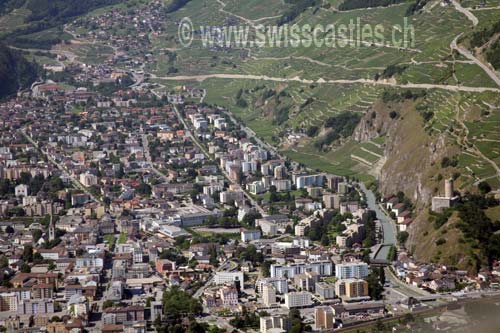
[0,43,38,98]
[0,0,121,49]
[0,0,497,271]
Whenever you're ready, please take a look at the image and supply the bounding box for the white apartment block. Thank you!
[262,284,276,307]
[284,291,312,308]
[257,277,289,294]
[241,229,261,242]
[335,262,369,279]
[270,261,333,279]
[214,271,244,285]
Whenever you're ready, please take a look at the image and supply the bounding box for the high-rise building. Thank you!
[214,271,244,285]
[274,165,286,180]
[315,282,336,300]
[256,277,289,294]
[284,291,312,308]
[335,279,369,299]
[327,176,342,192]
[271,261,333,278]
[315,306,334,330]
[262,284,276,307]
[335,262,369,279]
[323,194,340,209]
[260,315,291,333]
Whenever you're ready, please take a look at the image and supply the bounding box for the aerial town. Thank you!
[0,69,499,333]
[0,0,499,332]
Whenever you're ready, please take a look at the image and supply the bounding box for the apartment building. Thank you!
[284,291,312,308]
[335,262,369,279]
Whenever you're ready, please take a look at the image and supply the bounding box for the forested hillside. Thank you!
[0,0,25,14]
[338,0,405,11]
[0,43,38,98]
[2,0,121,48]
[24,0,119,22]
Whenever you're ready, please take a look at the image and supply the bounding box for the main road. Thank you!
[20,130,102,203]
[170,105,267,216]
[141,133,171,183]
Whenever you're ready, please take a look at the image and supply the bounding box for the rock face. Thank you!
[353,99,466,264]
[353,99,452,207]
[352,102,392,142]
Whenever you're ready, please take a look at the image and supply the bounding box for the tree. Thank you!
[289,308,303,333]
[321,233,329,246]
[397,231,409,245]
[209,246,218,266]
[22,245,33,262]
[20,263,31,273]
[478,181,492,194]
[102,300,114,309]
[387,245,397,261]
[162,286,203,320]
[5,226,14,234]
[401,313,414,324]
[0,256,8,268]
[242,211,261,227]
[32,229,43,243]
[48,261,56,271]
[50,316,62,322]
[375,318,385,332]
[136,183,151,196]
[261,261,271,277]
[366,269,384,300]
[379,267,386,285]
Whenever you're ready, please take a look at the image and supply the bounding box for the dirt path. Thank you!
[469,6,500,11]
[153,72,500,92]
[250,55,333,67]
[451,0,479,26]
[450,33,500,87]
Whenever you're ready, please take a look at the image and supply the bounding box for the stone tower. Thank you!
[445,178,454,198]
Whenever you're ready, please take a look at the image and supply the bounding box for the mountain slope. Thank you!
[0,43,38,98]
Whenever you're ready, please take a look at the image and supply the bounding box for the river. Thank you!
[358,182,397,260]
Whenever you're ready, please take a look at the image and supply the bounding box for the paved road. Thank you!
[21,130,101,203]
[170,105,267,216]
[385,266,430,297]
[452,0,479,26]
[141,134,170,183]
[358,183,431,297]
[451,34,500,87]
[219,108,282,158]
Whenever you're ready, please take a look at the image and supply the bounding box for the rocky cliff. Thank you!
[353,97,478,268]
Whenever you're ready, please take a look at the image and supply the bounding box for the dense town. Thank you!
[0,1,499,333]
[0,66,499,333]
